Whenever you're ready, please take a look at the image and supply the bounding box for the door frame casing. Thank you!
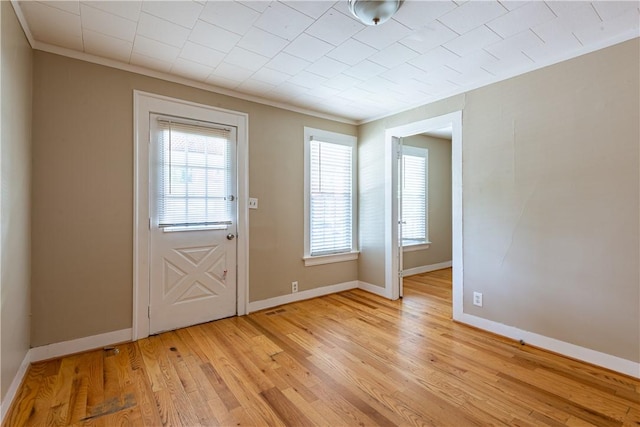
[133,90,249,340]
[384,111,463,320]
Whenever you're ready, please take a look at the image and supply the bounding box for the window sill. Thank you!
[303,251,360,266]
[402,242,431,252]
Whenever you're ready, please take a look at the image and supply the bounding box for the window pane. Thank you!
[402,148,428,243]
[157,119,233,227]
[310,140,353,256]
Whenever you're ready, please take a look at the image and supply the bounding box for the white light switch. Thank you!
[249,198,258,209]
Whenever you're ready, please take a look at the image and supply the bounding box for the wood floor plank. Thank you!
[4,268,638,426]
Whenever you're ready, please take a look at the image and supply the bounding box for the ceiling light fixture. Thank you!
[348,0,403,26]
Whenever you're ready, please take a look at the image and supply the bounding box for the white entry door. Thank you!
[149,114,237,334]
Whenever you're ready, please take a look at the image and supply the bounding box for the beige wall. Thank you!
[402,135,452,271]
[31,52,357,346]
[1,2,32,399]
[358,39,639,363]
[357,120,387,286]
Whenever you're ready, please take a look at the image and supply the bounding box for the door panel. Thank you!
[394,136,404,297]
[149,114,237,335]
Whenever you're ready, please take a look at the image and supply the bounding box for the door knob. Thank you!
[226,233,235,240]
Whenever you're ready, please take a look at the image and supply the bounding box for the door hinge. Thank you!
[147,306,151,318]
[148,218,151,229]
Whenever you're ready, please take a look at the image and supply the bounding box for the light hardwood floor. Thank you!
[4,268,639,426]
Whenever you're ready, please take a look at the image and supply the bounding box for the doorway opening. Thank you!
[384,111,463,320]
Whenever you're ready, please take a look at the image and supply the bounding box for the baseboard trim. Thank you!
[402,261,452,277]
[247,281,359,313]
[30,328,133,363]
[457,312,640,378]
[0,350,32,422]
[358,281,389,298]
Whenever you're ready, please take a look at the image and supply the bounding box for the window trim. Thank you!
[303,127,358,266]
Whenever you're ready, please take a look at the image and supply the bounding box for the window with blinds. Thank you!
[402,146,428,245]
[304,128,357,260]
[156,118,234,228]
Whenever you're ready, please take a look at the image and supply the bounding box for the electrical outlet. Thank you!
[249,198,258,209]
[473,292,483,307]
[291,281,298,293]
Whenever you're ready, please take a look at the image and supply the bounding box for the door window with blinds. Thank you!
[303,127,358,265]
[401,145,429,246]
[154,116,235,230]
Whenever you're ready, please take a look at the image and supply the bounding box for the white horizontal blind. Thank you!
[310,139,353,256]
[156,119,232,228]
[402,146,428,243]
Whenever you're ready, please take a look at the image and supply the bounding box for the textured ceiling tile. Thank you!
[237,1,273,13]
[253,2,314,41]
[305,8,365,46]
[398,21,459,54]
[130,52,173,73]
[21,2,83,49]
[237,27,289,58]
[287,71,328,89]
[199,1,259,35]
[533,3,601,41]
[574,9,639,45]
[237,79,277,95]
[214,62,255,82]
[306,57,350,79]
[380,63,428,83]
[353,19,413,49]
[137,12,190,48]
[591,1,639,21]
[80,3,137,42]
[343,60,388,80]
[284,0,336,19]
[392,0,457,29]
[83,29,132,62]
[171,58,213,81]
[368,42,421,68]
[283,34,334,62]
[133,35,180,63]
[188,20,242,53]
[224,47,270,72]
[325,39,378,66]
[81,1,141,20]
[447,50,499,74]
[497,1,531,12]
[323,74,363,91]
[438,0,508,34]
[443,25,502,56]
[46,1,80,15]
[141,1,203,28]
[480,51,533,75]
[523,31,581,62]
[408,46,460,72]
[544,1,588,17]
[251,67,292,85]
[179,41,226,69]
[484,30,543,60]
[265,52,312,75]
[306,85,342,99]
[205,74,242,89]
[486,1,555,38]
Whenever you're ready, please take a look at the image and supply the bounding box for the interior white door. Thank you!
[395,136,404,298]
[149,114,237,335]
